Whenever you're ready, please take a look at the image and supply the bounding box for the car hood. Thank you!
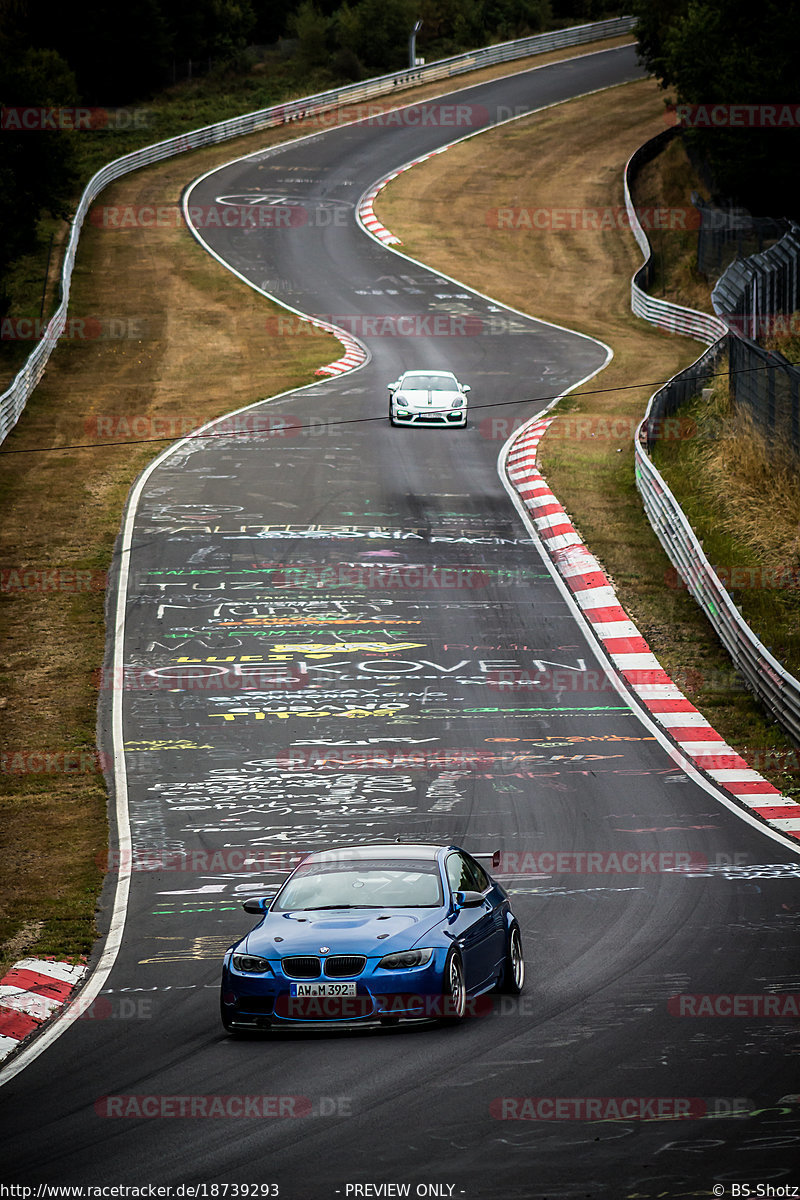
[395,387,463,410]
[244,907,445,958]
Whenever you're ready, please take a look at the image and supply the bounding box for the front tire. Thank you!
[440,951,466,1024]
[499,925,525,995]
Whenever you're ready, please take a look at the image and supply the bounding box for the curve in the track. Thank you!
[3,45,800,1200]
[354,136,800,843]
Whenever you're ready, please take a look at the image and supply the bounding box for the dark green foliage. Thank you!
[0,0,627,320]
[3,0,257,103]
[479,0,553,40]
[336,0,418,72]
[0,47,80,310]
[289,1,335,69]
[632,0,800,214]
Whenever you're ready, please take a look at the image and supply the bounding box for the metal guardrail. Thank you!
[634,418,800,744]
[0,16,635,445]
[624,131,728,347]
[624,133,800,744]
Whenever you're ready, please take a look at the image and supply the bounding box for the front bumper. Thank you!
[221,955,453,1027]
[392,407,466,426]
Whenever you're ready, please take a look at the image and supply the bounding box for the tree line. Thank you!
[2,0,617,104]
[0,0,616,314]
[632,0,800,215]
[1,0,798,321]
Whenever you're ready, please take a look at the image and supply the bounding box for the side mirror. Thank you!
[461,384,471,393]
[453,889,484,910]
[388,381,400,392]
[242,895,275,914]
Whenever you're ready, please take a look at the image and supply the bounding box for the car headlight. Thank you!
[232,954,272,974]
[377,948,434,970]
[395,395,409,407]
[451,398,464,408]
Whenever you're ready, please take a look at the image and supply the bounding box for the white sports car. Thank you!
[388,370,470,427]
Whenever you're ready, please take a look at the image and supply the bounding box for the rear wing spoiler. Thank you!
[473,850,501,870]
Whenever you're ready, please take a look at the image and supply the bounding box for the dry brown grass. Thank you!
[651,375,800,674]
[699,405,800,571]
[764,314,800,366]
[378,80,702,370]
[0,32,638,389]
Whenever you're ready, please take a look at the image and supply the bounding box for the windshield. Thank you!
[273,858,444,911]
[402,374,457,391]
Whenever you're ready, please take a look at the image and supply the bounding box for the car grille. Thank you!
[324,956,366,978]
[281,956,322,979]
[279,955,367,978]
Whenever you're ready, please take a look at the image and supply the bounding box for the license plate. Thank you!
[289,982,357,998]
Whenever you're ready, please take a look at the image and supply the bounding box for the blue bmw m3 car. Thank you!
[220,842,524,1031]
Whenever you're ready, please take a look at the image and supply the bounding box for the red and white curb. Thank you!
[0,957,88,1062]
[505,416,800,842]
[314,327,365,376]
[357,148,448,246]
[303,319,366,377]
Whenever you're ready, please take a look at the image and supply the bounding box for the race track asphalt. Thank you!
[3,43,800,1200]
